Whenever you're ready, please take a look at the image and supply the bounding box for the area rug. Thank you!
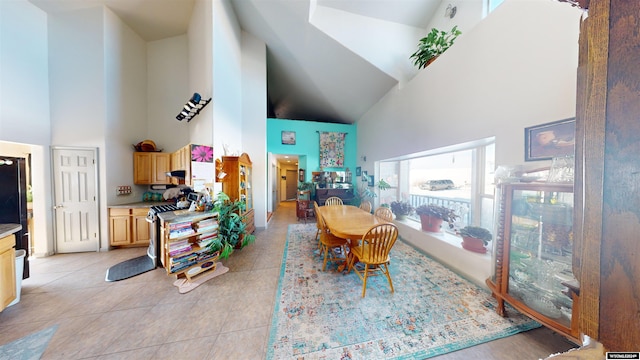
[0,325,58,360]
[267,224,540,359]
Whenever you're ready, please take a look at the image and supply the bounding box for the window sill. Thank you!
[394,218,493,289]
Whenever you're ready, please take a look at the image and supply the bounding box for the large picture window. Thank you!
[376,138,495,234]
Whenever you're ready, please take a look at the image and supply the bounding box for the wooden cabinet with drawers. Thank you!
[0,233,16,312]
[109,207,150,247]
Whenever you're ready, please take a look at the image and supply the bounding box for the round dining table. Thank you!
[317,205,391,241]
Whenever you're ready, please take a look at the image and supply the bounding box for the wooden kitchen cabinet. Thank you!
[133,152,171,185]
[0,233,17,312]
[170,144,192,186]
[221,153,255,234]
[109,208,150,247]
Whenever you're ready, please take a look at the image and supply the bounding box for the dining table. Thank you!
[317,205,391,241]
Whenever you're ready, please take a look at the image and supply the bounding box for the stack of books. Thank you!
[196,218,218,234]
[168,239,192,256]
[169,221,195,239]
[169,252,198,273]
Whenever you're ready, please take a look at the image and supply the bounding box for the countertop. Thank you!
[108,201,174,209]
[0,223,22,239]
[157,210,217,224]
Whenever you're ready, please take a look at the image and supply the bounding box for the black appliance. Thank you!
[0,156,29,279]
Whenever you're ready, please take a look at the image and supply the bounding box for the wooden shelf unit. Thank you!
[221,153,255,234]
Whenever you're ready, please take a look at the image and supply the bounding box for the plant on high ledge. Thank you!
[415,204,458,232]
[410,26,462,69]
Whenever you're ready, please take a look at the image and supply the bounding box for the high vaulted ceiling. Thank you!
[28,0,445,124]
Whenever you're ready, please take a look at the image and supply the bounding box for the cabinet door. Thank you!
[132,209,151,245]
[134,153,153,184]
[109,209,131,246]
[153,153,171,184]
[0,235,16,311]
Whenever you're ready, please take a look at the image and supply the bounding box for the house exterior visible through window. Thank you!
[375,138,496,234]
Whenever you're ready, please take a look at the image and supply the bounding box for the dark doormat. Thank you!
[105,255,156,282]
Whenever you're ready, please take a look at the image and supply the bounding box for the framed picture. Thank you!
[362,171,368,181]
[355,167,361,176]
[525,118,576,161]
[368,175,374,187]
[281,131,296,145]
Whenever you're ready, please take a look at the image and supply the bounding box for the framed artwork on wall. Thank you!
[525,118,576,161]
[281,131,296,145]
[362,171,368,181]
[368,175,374,187]
[355,167,361,176]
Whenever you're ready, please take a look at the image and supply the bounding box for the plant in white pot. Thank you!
[390,201,413,220]
[410,25,462,69]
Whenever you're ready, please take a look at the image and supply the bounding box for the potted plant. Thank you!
[353,179,391,207]
[207,192,256,259]
[459,226,492,254]
[410,25,462,69]
[415,204,458,232]
[390,201,413,220]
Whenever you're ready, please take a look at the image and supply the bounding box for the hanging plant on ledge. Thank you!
[410,26,462,69]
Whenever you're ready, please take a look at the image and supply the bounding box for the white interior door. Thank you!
[52,148,99,253]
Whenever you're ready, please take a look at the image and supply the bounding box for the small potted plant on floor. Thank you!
[415,204,458,232]
[390,201,413,220]
[459,226,492,254]
[410,25,462,69]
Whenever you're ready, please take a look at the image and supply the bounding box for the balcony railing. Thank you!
[407,194,471,227]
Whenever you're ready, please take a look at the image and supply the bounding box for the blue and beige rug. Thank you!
[267,224,540,359]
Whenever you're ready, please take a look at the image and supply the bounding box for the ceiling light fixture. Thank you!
[445,4,457,19]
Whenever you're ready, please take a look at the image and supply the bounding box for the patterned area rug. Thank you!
[267,224,540,359]
[0,325,58,360]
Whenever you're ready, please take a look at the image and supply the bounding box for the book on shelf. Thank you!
[169,228,195,239]
[169,221,192,230]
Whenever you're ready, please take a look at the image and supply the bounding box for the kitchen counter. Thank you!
[108,201,173,209]
[157,209,217,224]
[0,223,22,239]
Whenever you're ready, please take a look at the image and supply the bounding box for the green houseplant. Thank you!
[207,192,256,259]
[390,201,413,220]
[415,204,458,232]
[353,178,391,207]
[459,225,492,253]
[410,25,462,69]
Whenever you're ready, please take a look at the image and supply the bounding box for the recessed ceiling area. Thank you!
[28,0,447,123]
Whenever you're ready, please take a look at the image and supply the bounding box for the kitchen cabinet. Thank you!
[170,144,192,186]
[133,152,171,185]
[221,153,255,234]
[159,212,219,277]
[109,208,150,246]
[486,183,579,343]
[0,233,16,312]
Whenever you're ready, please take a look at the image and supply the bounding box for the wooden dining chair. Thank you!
[374,207,393,222]
[347,223,399,297]
[359,200,372,213]
[313,201,323,249]
[318,213,348,271]
[324,196,343,206]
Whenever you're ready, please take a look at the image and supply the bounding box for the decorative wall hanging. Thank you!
[524,118,575,161]
[176,93,212,122]
[319,131,346,168]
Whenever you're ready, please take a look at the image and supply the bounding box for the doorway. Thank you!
[285,169,298,200]
[52,147,100,253]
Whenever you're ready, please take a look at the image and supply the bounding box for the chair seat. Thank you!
[350,245,390,265]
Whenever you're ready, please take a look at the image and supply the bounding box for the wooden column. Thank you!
[575,0,640,350]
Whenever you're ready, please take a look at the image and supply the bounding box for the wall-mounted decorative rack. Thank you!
[176,92,211,122]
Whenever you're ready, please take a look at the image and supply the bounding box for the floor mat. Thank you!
[105,255,156,282]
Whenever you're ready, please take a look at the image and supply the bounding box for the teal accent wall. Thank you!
[267,118,357,183]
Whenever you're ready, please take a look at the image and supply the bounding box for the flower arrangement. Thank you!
[415,204,458,223]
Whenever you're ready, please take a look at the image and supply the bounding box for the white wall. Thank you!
[0,0,54,257]
[241,31,267,228]
[357,0,582,174]
[147,35,190,153]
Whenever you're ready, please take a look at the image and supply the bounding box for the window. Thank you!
[376,138,495,234]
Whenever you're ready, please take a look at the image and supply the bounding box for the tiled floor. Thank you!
[0,201,576,359]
